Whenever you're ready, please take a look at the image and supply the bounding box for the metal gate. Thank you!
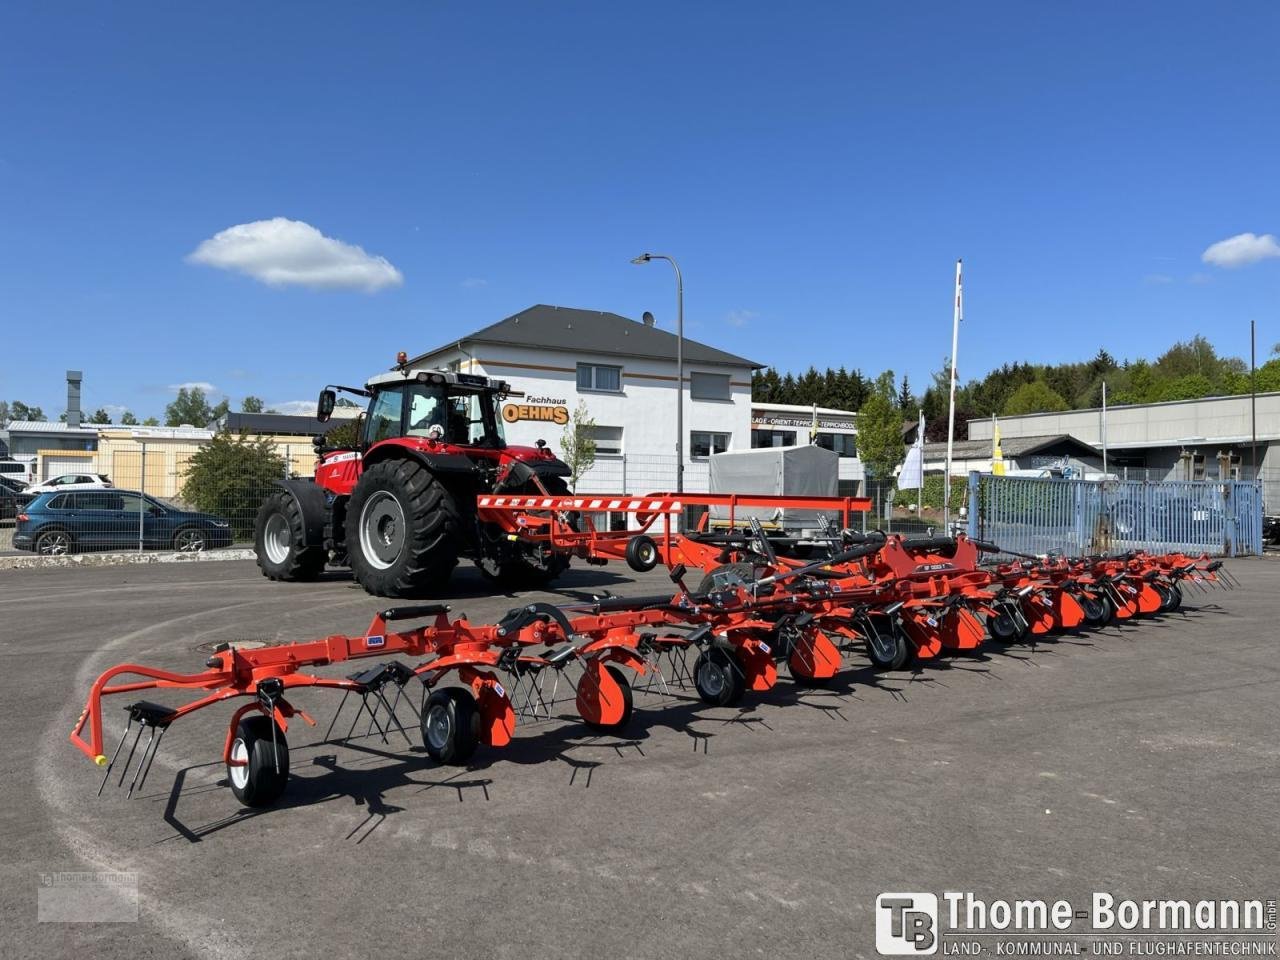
[966,472,1263,558]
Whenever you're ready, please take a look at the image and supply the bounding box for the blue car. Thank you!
[14,489,233,555]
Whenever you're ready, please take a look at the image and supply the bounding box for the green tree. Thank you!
[120,411,139,425]
[856,371,905,480]
[10,400,45,422]
[89,408,111,424]
[166,387,215,426]
[321,416,362,449]
[559,401,597,492]
[241,395,265,413]
[897,374,913,410]
[1002,380,1068,416]
[180,433,287,538]
[142,416,160,426]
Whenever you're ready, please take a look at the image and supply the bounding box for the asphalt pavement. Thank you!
[1,558,1277,960]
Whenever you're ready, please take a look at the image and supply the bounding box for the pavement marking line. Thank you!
[34,591,378,960]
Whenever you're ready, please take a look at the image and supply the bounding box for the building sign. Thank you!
[502,396,569,424]
[752,414,855,431]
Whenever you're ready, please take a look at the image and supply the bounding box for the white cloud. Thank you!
[168,381,218,394]
[725,309,758,327]
[1201,232,1280,268]
[187,218,404,292]
[461,277,488,289]
[266,400,317,416]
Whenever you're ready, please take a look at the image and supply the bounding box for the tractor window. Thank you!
[405,385,447,439]
[364,387,405,446]
[445,392,504,446]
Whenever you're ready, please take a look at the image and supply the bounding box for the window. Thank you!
[587,425,623,456]
[117,493,150,514]
[751,428,796,448]
[689,372,731,401]
[47,494,73,510]
[690,431,730,458]
[815,432,858,458]
[79,492,124,511]
[364,386,405,446]
[577,363,622,393]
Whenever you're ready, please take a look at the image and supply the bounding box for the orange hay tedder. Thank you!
[74,496,1238,810]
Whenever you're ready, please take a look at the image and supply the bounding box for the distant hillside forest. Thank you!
[751,335,1280,443]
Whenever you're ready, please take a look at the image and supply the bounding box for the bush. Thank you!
[180,433,287,539]
[894,473,968,511]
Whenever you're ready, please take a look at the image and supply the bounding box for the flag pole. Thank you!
[943,259,962,528]
[917,407,925,517]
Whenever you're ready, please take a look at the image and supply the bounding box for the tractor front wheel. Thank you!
[255,490,326,582]
[348,459,463,597]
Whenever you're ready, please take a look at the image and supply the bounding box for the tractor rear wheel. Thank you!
[255,490,326,582]
[348,459,463,597]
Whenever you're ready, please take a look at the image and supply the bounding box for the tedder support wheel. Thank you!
[228,714,290,808]
[625,534,659,573]
[348,459,463,598]
[421,688,481,765]
[865,615,913,670]
[581,664,634,732]
[693,648,746,706]
[255,490,326,582]
[1079,594,1106,625]
[1166,583,1182,612]
[988,606,1023,643]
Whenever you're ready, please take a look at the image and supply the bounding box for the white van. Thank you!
[0,459,37,485]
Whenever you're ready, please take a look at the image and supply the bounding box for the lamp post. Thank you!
[631,252,684,495]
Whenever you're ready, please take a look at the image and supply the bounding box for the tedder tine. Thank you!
[96,716,132,797]
[323,689,352,743]
[130,726,167,797]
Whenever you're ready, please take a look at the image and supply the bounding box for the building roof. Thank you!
[5,420,99,436]
[218,411,352,436]
[412,304,763,369]
[929,434,1102,461]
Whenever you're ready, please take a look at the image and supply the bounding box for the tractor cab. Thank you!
[317,368,514,453]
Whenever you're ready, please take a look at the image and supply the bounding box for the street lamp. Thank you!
[631,252,684,495]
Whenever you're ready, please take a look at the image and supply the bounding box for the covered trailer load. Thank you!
[707,444,839,536]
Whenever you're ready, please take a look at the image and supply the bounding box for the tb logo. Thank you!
[876,892,938,955]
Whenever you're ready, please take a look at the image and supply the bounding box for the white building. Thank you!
[968,392,1280,507]
[408,304,760,493]
[750,401,864,495]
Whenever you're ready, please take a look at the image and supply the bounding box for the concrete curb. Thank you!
[0,548,256,571]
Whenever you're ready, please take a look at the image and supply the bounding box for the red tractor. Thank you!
[253,356,575,597]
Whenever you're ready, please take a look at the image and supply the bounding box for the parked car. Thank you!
[0,475,36,520]
[0,458,37,485]
[23,472,113,494]
[1264,515,1280,545]
[13,490,233,555]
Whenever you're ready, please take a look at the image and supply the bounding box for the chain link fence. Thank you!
[2,438,315,557]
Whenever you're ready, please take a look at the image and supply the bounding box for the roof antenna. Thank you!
[642,311,655,327]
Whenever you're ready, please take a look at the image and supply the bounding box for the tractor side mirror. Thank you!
[317,389,336,423]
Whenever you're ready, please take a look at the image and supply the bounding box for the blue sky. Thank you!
[2,1,1278,419]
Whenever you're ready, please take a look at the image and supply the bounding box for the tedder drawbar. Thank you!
[72,527,1238,811]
